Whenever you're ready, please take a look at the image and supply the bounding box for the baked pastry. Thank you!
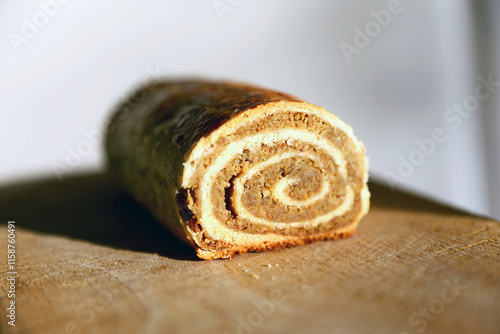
[106,79,370,259]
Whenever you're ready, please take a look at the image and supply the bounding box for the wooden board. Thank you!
[0,173,499,334]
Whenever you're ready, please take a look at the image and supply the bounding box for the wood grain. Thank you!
[0,173,498,334]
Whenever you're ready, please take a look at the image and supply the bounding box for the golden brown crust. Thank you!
[196,225,358,260]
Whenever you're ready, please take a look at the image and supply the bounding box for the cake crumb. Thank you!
[252,274,260,280]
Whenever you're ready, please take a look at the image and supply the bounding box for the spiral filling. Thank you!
[181,104,367,250]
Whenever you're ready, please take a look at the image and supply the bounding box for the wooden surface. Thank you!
[0,173,499,334]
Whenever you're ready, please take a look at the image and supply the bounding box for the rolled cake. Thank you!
[106,79,370,259]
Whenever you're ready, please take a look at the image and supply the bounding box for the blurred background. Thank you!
[0,0,498,219]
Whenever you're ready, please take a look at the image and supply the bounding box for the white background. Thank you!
[1,0,498,218]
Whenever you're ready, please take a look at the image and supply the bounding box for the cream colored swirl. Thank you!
[181,101,369,245]
[215,130,354,228]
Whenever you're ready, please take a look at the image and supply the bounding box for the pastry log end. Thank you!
[106,80,369,260]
